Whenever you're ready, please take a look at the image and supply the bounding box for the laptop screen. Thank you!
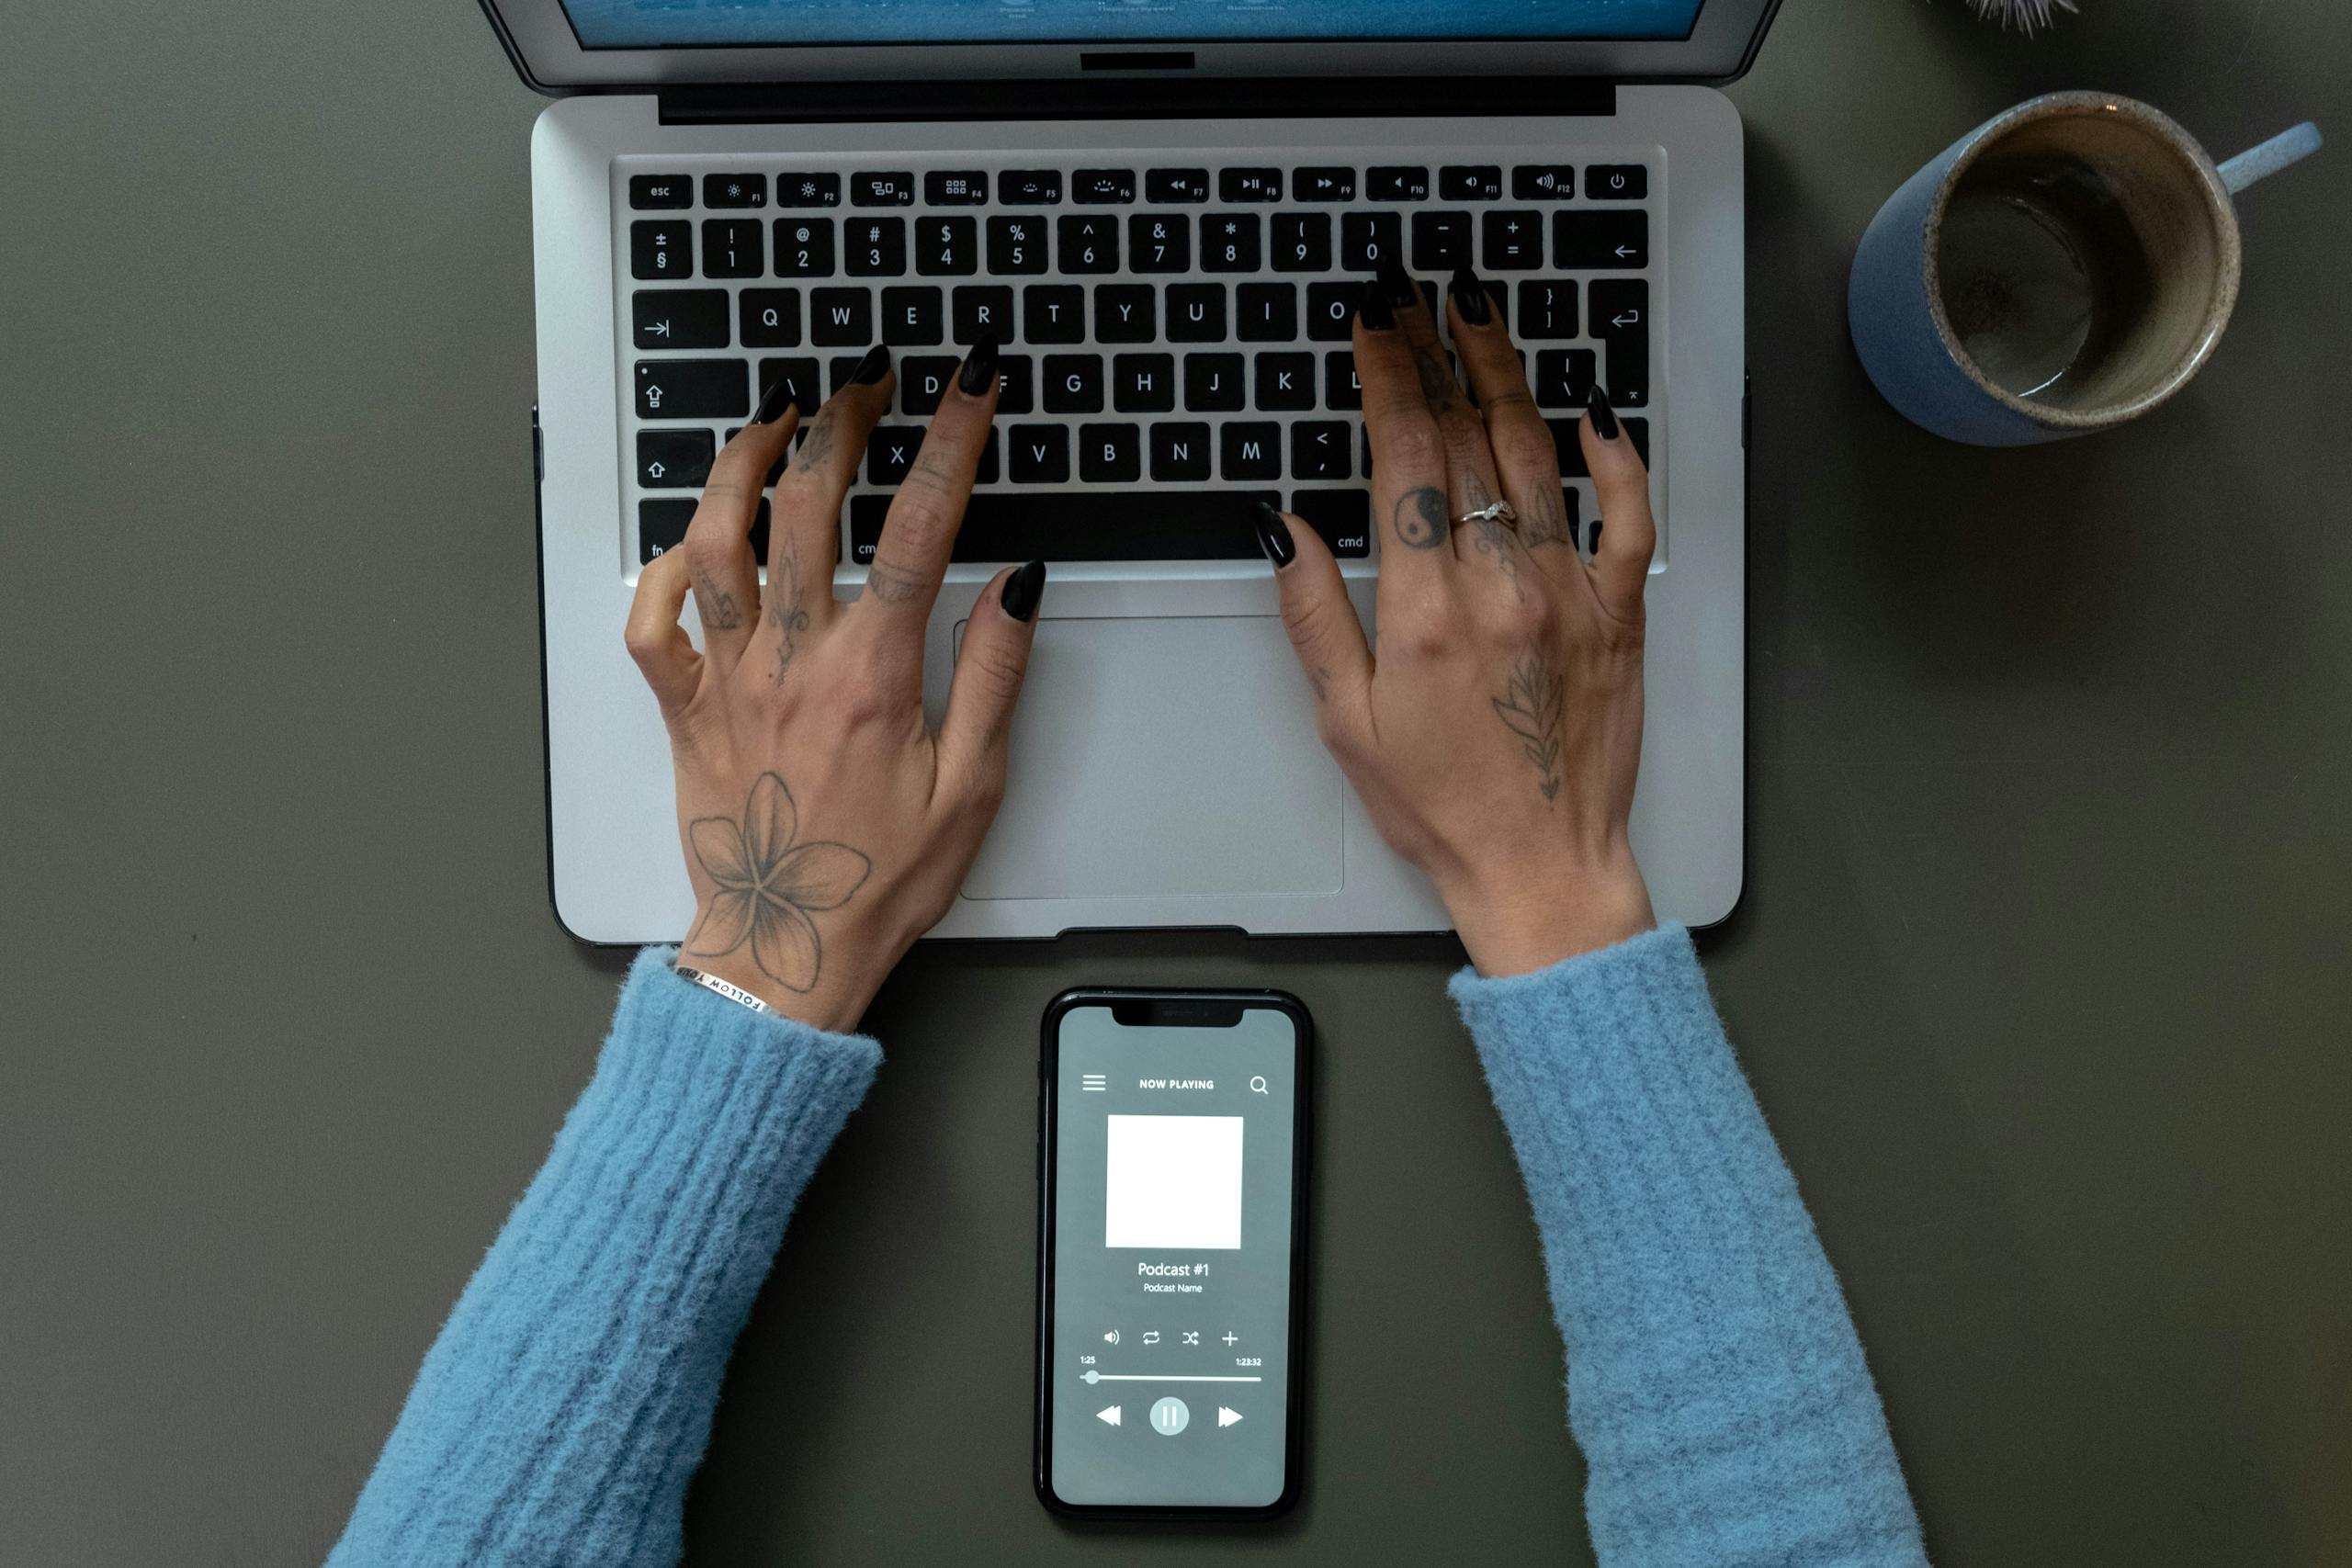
[556,0,1707,50]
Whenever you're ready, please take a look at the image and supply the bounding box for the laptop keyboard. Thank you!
[616,152,1658,572]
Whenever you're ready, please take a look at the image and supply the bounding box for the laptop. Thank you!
[494,0,1765,942]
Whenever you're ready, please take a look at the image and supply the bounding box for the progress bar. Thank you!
[1081,1371,1263,1384]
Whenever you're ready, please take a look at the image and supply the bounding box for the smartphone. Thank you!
[1035,987,1312,1518]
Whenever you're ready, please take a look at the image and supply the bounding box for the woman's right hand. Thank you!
[1258,265,1658,977]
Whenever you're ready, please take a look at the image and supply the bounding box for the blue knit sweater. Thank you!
[332,929,1928,1565]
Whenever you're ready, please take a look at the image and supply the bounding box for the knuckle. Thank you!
[1378,420,1445,479]
[1489,423,1555,479]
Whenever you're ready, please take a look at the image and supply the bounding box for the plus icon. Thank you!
[1222,1332,1238,1346]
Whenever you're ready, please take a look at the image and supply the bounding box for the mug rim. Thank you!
[1919,90,2243,430]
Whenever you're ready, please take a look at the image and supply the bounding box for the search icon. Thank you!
[1249,1076,1269,1094]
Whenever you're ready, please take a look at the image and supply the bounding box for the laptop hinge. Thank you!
[657,77,1616,126]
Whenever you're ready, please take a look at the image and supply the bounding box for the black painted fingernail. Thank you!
[1252,501,1295,569]
[751,376,793,424]
[1001,558,1046,623]
[852,344,892,385]
[1377,255,1419,308]
[1450,266,1491,326]
[1587,387,1621,441]
[957,332,999,396]
[1358,278,1394,332]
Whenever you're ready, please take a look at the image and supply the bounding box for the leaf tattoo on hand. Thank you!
[684,772,871,992]
[1492,652,1566,801]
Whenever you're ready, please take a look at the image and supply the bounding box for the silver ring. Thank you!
[1456,500,1519,528]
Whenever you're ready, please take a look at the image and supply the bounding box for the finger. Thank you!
[936,558,1046,803]
[623,546,701,719]
[1379,256,1505,567]
[767,343,895,627]
[678,389,797,671]
[1255,502,1374,744]
[1351,276,1454,628]
[854,333,1001,628]
[1450,267,1581,585]
[1580,389,1658,620]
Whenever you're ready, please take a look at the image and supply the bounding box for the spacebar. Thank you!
[849,490,1282,564]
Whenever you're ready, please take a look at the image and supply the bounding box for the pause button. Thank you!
[1149,1396,1190,1436]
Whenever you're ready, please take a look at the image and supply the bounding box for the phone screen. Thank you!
[1037,992,1308,1516]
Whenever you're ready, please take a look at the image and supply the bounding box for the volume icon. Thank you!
[1102,1329,1119,1345]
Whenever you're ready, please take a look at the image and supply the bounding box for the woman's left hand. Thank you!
[625,341,1046,1032]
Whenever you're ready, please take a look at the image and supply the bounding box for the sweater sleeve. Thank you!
[329,948,881,1568]
[1449,924,1929,1568]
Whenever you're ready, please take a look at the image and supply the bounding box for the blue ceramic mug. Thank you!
[1849,92,2320,446]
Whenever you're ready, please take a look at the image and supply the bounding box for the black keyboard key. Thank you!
[916,216,978,276]
[1149,422,1213,480]
[1549,415,1648,476]
[1517,279,1576,339]
[1220,167,1283,203]
[976,427,1002,484]
[1295,166,1356,201]
[1305,281,1360,342]
[703,173,767,209]
[1074,168,1136,204]
[757,357,821,418]
[1589,278,1648,404]
[847,218,907,276]
[700,218,763,278]
[1272,212,1331,273]
[1340,211,1402,273]
[1290,490,1372,557]
[1113,353,1175,412]
[1167,283,1227,342]
[1094,284,1156,343]
[866,424,922,486]
[776,173,842,208]
[630,220,693,280]
[639,499,695,561]
[923,170,989,206]
[1000,168,1062,205]
[1129,213,1192,273]
[826,355,870,395]
[1410,211,1472,272]
[774,218,835,277]
[634,288,729,349]
[952,285,1015,344]
[635,359,744,420]
[1587,164,1647,200]
[1254,352,1315,411]
[1289,421,1353,480]
[880,286,944,345]
[898,357,955,415]
[1042,353,1104,413]
[1367,165,1430,201]
[996,354,1035,414]
[849,487,1284,561]
[1513,164,1575,200]
[629,174,692,209]
[1006,424,1070,483]
[987,215,1049,275]
[1323,351,1362,410]
[1533,348,1597,409]
[1145,168,1211,203]
[1183,353,1246,412]
[1555,209,1648,269]
[1080,423,1142,482]
[853,171,915,207]
[1438,165,1502,202]
[1220,423,1283,481]
[1236,282,1297,343]
[1481,209,1543,270]
[1057,214,1119,273]
[809,288,873,346]
[636,428,715,489]
[1200,214,1261,272]
[739,288,801,347]
[1023,285,1086,343]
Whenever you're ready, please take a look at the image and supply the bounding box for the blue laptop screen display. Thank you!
[558,0,1706,49]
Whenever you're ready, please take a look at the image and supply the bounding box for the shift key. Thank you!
[635,358,748,419]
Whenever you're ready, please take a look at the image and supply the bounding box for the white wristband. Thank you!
[673,963,786,1021]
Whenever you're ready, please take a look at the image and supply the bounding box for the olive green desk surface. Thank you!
[3,1,2346,1562]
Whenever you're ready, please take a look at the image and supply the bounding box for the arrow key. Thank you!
[1554,210,1647,270]
[637,428,715,489]
[633,289,730,350]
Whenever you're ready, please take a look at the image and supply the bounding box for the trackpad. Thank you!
[961,615,1343,902]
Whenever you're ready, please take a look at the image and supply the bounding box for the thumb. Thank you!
[937,559,1046,798]
[1256,503,1373,731]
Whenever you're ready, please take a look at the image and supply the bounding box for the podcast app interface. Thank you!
[1051,1005,1297,1507]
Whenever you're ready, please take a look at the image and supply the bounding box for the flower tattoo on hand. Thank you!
[684,772,872,992]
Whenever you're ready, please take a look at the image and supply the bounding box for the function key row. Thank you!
[630,164,1651,210]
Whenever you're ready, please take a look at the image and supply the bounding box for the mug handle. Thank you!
[2217,121,2324,196]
